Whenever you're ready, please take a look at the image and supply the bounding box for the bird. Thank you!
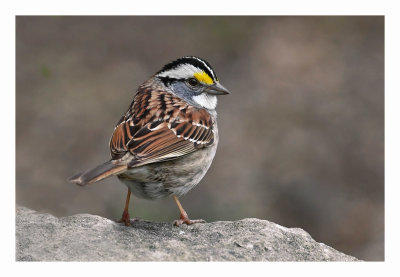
[68,56,229,226]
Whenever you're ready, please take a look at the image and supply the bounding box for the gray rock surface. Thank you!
[16,206,358,261]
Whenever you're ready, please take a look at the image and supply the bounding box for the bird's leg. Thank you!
[118,188,132,226]
[172,195,206,226]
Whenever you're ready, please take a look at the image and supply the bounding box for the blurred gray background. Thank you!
[16,16,384,260]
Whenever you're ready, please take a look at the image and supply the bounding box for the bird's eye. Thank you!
[187,78,199,87]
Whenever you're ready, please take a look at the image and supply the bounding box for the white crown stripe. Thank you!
[185,56,216,80]
[157,57,216,82]
[157,64,200,79]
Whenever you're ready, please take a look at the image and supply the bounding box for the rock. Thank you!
[16,206,359,261]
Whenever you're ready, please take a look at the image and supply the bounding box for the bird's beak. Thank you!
[204,82,230,95]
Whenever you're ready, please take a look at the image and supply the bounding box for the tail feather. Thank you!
[68,160,127,186]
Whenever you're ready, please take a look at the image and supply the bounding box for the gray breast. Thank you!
[118,115,219,200]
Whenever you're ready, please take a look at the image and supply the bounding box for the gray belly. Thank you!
[117,142,217,200]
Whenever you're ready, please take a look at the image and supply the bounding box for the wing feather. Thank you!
[109,83,215,167]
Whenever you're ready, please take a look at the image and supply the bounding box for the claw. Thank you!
[173,218,206,226]
[172,195,206,226]
[118,210,131,226]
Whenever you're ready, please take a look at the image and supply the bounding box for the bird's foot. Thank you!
[117,210,137,226]
[173,215,206,226]
[172,196,206,226]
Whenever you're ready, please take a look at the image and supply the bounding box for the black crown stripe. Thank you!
[157,56,217,81]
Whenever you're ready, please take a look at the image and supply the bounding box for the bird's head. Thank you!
[156,56,230,110]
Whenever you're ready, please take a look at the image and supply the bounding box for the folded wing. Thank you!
[109,86,214,167]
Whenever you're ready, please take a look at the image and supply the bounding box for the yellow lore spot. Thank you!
[194,71,214,85]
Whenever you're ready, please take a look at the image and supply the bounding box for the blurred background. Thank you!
[16,16,384,260]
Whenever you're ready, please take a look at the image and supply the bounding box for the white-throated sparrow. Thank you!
[68,56,229,226]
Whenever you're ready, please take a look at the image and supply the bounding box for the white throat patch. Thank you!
[192,94,217,110]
